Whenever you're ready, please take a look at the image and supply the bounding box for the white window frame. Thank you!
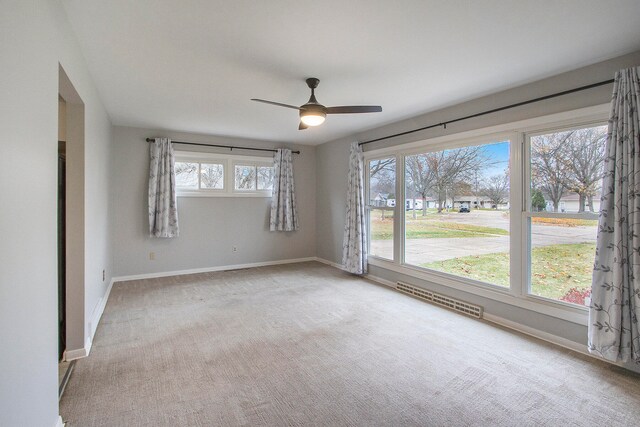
[365,155,399,262]
[523,120,606,308]
[363,104,610,325]
[175,151,274,197]
[232,160,276,192]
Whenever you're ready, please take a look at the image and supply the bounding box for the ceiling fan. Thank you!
[251,78,382,130]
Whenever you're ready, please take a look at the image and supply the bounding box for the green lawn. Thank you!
[370,212,509,240]
[421,243,595,300]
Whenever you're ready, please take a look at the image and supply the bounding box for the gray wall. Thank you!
[315,52,640,366]
[0,1,114,425]
[112,126,316,277]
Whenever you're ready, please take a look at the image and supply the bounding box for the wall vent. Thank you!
[396,281,483,319]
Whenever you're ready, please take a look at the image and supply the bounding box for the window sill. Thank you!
[368,257,588,325]
[177,191,272,198]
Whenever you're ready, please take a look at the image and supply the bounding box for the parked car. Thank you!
[459,203,470,213]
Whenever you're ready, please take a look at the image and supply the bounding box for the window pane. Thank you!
[257,166,274,190]
[369,158,396,260]
[175,162,198,188]
[530,217,597,306]
[530,125,607,213]
[405,141,510,287]
[235,165,256,190]
[200,163,224,189]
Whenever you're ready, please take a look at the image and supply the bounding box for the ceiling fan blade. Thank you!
[326,105,382,114]
[298,122,308,130]
[251,99,301,110]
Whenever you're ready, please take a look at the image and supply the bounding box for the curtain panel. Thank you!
[270,148,299,231]
[342,141,368,275]
[148,137,179,238]
[589,67,640,363]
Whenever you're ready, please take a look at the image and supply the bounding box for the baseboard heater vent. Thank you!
[396,281,483,319]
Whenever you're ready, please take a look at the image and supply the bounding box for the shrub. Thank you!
[560,287,591,305]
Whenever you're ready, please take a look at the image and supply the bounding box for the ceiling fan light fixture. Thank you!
[300,109,326,126]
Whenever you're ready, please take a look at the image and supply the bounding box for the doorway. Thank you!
[58,138,66,362]
[58,66,84,399]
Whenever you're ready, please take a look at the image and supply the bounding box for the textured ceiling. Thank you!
[62,0,640,145]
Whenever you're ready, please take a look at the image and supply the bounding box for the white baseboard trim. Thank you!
[364,273,396,288]
[314,257,347,271]
[63,347,85,361]
[482,312,640,374]
[89,278,115,343]
[64,335,92,361]
[113,257,318,282]
[55,415,64,427]
[483,312,590,357]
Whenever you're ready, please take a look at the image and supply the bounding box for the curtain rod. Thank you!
[359,78,615,146]
[145,138,300,154]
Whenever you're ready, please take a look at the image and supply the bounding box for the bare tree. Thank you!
[369,158,395,178]
[405,155,435,216]
[405,147,486,213]
[560,127,607,212]
[427,147,486,213]
[369,158,396,219]
[256,166,274,190]
[235,166,256,189]
[201,164,224,189]
[175,162,198,187]
[483,174,509,207]
[531,131,573,212]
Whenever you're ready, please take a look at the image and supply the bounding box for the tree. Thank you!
[406,146,486,213]
[405,154,435,216]
[560,127,607,212]
[201,164,224,188]
[369,158,396,219]
[531,131,572,212]
[484,174,509,207]
[531,189,546,212]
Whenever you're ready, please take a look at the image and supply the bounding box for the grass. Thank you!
[421,243,595,301]
[370,211,509,240]
[531,217,598,227]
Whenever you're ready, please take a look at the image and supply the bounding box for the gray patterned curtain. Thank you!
[342,141,367,275]
[270,148,299,231]
[148,137,179,238]
[589,67,640,363]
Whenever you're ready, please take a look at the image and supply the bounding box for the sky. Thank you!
[481,141,510,178]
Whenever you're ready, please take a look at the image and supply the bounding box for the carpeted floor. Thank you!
[60,262,640,426]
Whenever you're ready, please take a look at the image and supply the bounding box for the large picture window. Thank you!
[404,140,510,287]
[526,124,607,306]
[363,105,609,323]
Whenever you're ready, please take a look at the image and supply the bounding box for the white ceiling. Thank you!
[62,0,640,146]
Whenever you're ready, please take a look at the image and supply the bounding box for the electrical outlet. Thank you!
[102,269,105,282]
[149,252,155,260]
[232,246,238,253]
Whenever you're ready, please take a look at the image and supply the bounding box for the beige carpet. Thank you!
[60,262,640,426]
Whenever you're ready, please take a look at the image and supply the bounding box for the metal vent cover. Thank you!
[396,281,483,319]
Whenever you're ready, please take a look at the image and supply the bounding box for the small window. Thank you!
[257,166,275,190]
[174,151,273,197]
[235,165,257,190]
[175,161,225,191]
[175,162,199,189]
[200,163,224,189]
